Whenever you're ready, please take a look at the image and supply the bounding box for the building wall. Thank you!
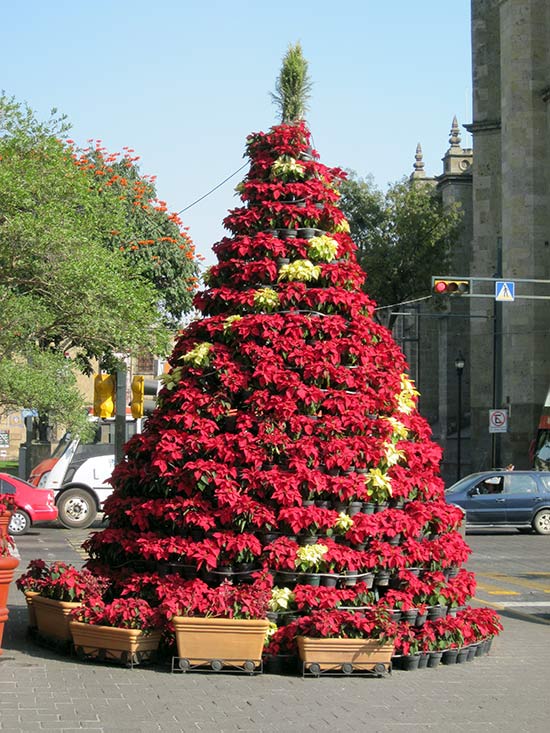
[469,0,550,469]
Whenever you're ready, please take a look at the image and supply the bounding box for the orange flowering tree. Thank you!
[72,141,201,328]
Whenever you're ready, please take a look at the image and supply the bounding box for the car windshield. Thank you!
[51,433,73,459]
[445,476,477,495]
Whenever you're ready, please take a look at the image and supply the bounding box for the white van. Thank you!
[33,419,138,528]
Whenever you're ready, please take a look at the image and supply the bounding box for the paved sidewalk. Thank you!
[2,529,549,733]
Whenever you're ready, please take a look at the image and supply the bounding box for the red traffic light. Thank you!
[432,278,470,296]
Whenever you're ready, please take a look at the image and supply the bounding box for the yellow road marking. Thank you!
[513,572,550,576]
[478,572,550,593]
[475,581,519,595]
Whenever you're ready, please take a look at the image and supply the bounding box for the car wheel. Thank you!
[8,509,31,535]
[532,509,550,536]
[57,489,97,529]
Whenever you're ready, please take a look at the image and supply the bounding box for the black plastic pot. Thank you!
[401,653,421,671]
[417,652,429,669]
[427,650,443,667]
[442,648,459,665]
[401,608,419,625]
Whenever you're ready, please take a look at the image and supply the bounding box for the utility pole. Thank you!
[114,367,127,466]
[492,237,503,468]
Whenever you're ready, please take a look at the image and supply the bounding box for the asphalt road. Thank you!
[2,523,550,733]
[465,529,550,624]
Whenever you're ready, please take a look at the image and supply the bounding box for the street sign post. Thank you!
[489,409,508,433]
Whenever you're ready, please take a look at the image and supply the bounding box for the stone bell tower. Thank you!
[468,0,550,469]
[404,121,473,486]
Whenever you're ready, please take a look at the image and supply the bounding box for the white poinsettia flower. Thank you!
[383,442,406,467]
[269,586,295,611]
[334,512,354,532]
[382,416,409,441]
[396,374,419,414]
[334,218,350,233]
[271,155,306,180]
[222,315,242,332]
[365,467,392,492]
[180,342,213,368]
[253,287,280,311]
[307,235,338,262]
[277,259,321,282]
[295,543,328,570]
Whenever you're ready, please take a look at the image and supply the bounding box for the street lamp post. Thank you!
[455,353,465,482]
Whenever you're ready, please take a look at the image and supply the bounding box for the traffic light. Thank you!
[432,277,471,296]
[93,374,116,418]
[130,375,158,419]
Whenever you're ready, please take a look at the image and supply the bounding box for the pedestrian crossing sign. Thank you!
[495,281,515,302]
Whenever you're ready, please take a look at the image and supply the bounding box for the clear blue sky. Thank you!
[2,1,472,266]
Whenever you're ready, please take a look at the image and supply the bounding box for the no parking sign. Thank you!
[489,409,508,433]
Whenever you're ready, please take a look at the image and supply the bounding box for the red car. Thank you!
[0,472,58,535]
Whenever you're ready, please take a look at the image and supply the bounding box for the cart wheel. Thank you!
[341,662,353,675]
[211,659,224,671]
[374,663,386,676]
[120,650,129,665]
[178,658,190,671]
[243,660,256,673]
[309,662,321,676]
[75,645,85,660]
[97,648,106,662]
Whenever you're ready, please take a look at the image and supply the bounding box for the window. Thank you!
[475,476,503,494]
[505,475,537,494]
[537,475,550,493]
[0,477,16,494]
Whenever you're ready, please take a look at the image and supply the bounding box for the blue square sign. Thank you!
[495,281,515,302]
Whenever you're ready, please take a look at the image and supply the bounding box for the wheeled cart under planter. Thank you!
[297,636,394,677]
[171,656,263,674]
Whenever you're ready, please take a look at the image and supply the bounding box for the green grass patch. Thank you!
[0,460,19,476]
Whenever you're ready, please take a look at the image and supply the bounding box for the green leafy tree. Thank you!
[0,95,177,433]
[339,172,463,326]
[271,42,313,123]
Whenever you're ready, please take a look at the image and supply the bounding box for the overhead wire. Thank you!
[177,162,248,214]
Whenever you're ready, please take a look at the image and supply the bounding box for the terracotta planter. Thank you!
[24,590,40,628]
[297,636,394,674]
[69,621,161,665]
[33,595,81,641]
[0,512,11,538]
[173,616,269,670]
[0,554,19,656]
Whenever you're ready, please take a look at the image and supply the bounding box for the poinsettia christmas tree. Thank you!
[84,44,501,665]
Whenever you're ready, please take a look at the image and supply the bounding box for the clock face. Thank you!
[459,159,471,171]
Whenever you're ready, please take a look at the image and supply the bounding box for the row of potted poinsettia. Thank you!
[391,607,503,670]
[16,559,502,673]
[17,560,272,667]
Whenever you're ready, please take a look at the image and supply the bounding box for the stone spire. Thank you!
[440,116,473,176]
[449,115,462,147]
[410,142,426,180]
